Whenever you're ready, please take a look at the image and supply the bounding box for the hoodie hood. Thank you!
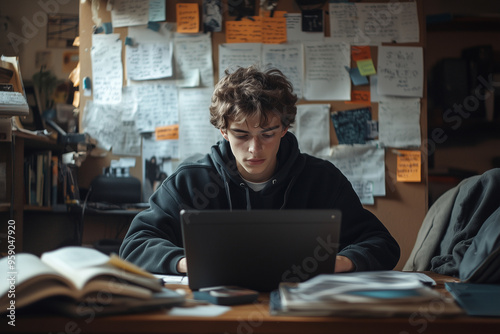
[209,132,306,209]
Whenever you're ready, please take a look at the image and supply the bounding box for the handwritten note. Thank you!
[218,43,262,78]
[156,124,179,140]
[357,59,376,76]
[174,33,214,87]
[82,100,140,156]
[303,41,350,101]
[131,84,179,133]
[226,17,262,43]
[377,46,423,97]
[397,150,421,182]
[178,88,220,159]
[126,42,173,80]
[176,3,199,33]
[329,2,419,45]
[91,34,123,104]
[111,0,149,28]
[149,0,166,22]
[352,46,371,61]
[347,90,371,106]
[328,145,386,204]
[262,16,287,44]
[262,44,304,99]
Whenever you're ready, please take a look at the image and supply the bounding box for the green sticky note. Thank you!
[357,59,376,76]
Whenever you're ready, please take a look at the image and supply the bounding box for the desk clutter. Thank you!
[0,247,185,317]
[3,248,499,320]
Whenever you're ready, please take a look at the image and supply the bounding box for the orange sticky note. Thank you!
[156,124,179,140]
[176,3,199,33]
[397,150,421,182]
[346,90,371,105]
[226,17,262,43]
[262,16,287,44]
[352,46,371,61]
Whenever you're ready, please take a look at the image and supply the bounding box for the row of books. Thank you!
[23,151,60,207]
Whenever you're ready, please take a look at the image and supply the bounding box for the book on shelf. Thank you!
[0,55,29,116]
[0,246,185,317]
[270,271,464,317]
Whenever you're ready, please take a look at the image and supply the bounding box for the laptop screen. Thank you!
[180,209,341,292]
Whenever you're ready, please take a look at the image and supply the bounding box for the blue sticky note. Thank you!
[347,67,369,86]
[103,22,113,34]
[147,21,161,32]
[125,37,133,46]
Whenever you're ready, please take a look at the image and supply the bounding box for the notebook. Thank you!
[445,282,500,317]
[180,209,341,292]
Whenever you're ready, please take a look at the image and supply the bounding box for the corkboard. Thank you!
[78,0,427,270]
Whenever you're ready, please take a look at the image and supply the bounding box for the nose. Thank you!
[248,136,262,154]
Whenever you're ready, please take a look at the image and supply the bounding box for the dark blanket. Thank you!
[430,168,500,277]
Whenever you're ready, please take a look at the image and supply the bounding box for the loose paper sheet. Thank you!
[329,2,419,45]
[262,43,304,99]
[82,99,141,156]
[378,96,421,148]
[218,43,262,78]
[149,0,166,22]
[111,0,150,28]
[178,88,220,160]
[303,40,350,101]
[377,46,424,97]
[91,34,123,104]
[129,83,179,133]
[294,104,331,156]
[174,33,214,87]
[126,24,174,81]
[327,145,386,205]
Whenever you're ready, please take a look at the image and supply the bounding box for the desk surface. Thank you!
[3,272,500,334]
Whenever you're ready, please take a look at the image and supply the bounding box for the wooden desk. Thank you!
[2,273,500,334]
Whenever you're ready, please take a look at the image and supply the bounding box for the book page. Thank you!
[41,247,162,292]
[0,253,75,309]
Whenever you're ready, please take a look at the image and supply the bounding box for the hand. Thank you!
[334,255,354,273]
[177,257,187,273]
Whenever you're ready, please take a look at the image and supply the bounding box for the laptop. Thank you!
[180,209,341,292]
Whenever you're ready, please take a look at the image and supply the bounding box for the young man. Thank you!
[119,66,400,275]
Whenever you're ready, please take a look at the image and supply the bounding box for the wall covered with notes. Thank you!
[78,0,427,269]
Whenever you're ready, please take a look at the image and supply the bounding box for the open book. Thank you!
[271,271,464,317]
[0,246,185,316]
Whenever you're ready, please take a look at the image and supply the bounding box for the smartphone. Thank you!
[192,286,259,305]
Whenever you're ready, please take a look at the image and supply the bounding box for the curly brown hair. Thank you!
[209,65,298,130]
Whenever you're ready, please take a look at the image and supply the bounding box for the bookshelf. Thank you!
[0,130,66,254]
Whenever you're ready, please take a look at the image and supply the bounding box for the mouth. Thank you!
[246,158,265,165]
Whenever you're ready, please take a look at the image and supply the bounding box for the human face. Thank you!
[221,114,288,183]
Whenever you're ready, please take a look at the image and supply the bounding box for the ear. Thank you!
[280,126,289,138]
[220,128,229,141]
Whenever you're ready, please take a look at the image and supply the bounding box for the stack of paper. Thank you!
[271,271,463,317]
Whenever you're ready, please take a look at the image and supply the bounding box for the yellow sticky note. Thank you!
[156,124,179,140]
[176,3,199,33]
[397,150,421,182]
[357,59,376,76]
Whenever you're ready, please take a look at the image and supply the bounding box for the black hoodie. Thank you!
[119,132,400,274]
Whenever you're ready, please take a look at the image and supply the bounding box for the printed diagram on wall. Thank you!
[47,14,79,48]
